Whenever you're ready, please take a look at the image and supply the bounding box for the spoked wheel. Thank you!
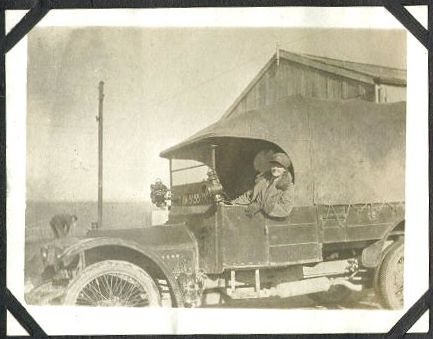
[378,240,404,309]
[64,260,161,307]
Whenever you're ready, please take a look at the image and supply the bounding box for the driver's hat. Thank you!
[269,152,291,169]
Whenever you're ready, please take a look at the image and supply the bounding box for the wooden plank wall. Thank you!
[230,59,375,117]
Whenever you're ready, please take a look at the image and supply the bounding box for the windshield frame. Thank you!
[169,145,217,188]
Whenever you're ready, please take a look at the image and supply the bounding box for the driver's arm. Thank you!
[231,189,253,205]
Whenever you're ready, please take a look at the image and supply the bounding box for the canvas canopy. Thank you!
[161,95,406,205]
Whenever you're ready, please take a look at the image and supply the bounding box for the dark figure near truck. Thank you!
[49,214,78,239]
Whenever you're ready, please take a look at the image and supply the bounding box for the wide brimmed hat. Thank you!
[270,152,291,169]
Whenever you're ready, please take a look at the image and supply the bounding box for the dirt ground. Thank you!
[201,289,382,309]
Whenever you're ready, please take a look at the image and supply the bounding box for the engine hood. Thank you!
[86,223,196,251]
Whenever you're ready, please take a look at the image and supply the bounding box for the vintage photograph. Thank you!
[23,26,406,311]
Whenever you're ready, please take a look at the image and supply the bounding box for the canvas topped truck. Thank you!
[28,96,406,309]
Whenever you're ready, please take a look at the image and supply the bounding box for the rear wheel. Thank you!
[64,260,161,307]
[308,285,353,305]
[377,241,404,309]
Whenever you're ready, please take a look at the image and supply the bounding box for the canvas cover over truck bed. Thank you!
[161,95,406,206]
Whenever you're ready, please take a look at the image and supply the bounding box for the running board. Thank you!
[226,277,362,299]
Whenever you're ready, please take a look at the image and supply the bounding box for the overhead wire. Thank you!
[29,30,341,134]
[117,30,338,129]
[150,30,334,109]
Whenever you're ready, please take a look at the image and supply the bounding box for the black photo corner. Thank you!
[0,0,432,337]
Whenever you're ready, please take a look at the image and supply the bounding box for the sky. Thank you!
[26,27,406,202]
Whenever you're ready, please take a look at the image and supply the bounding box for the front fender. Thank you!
[58,237,187,307]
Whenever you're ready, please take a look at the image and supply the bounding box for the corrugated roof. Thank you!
[222,49,406,119]
[300,53,406,86]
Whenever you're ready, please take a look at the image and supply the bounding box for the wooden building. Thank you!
[223,49,406,119]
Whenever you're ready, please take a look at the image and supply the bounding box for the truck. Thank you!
[28,95,406,309]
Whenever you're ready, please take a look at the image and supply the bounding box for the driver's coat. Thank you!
[232,172,294,218]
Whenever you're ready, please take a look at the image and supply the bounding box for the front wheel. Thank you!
[64,260,161,307]
[377,240,404,309]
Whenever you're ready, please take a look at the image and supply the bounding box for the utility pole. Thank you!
[97,81,104,229]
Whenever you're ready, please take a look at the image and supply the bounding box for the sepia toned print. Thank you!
[25,27,406,310]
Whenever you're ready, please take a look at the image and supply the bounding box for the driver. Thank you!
[231,152,294,218]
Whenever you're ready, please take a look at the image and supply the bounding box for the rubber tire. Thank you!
[377,241,404,309]
[373,241,396,296]
[64,260,161,306]
[308,285,353,305]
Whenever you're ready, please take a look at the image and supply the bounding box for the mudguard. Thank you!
[57,237,188,307]
[361,220,404,268]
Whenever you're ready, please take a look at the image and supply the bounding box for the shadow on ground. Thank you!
[201,289,382,309]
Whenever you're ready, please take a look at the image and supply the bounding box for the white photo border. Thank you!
[5,6,430,335]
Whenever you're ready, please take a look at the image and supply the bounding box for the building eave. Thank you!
[221,49,406,119]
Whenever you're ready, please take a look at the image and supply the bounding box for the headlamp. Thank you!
[40,245,63,266]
